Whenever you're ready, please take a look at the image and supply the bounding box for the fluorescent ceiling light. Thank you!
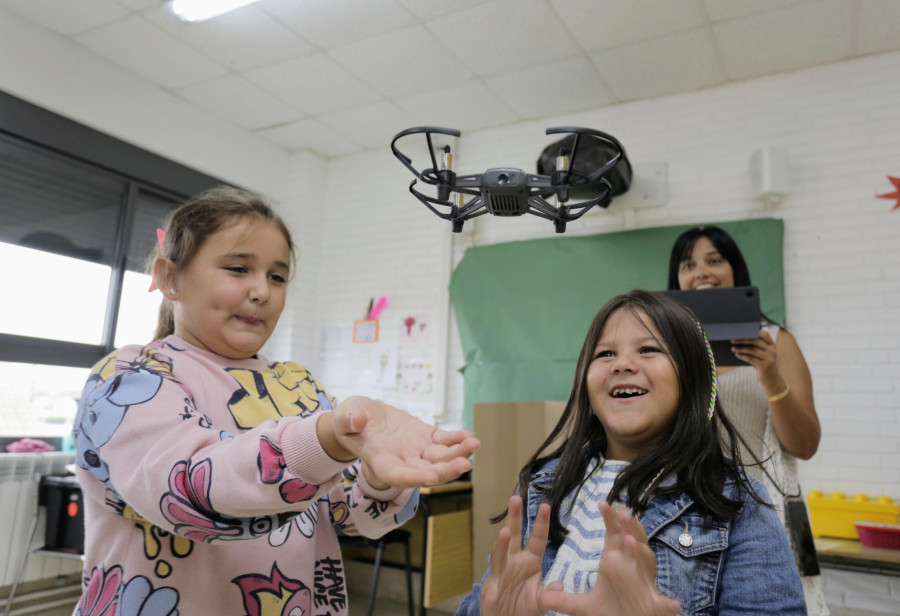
[162,0,260,23]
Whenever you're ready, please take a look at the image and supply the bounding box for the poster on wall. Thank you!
[353,319,379,343]
[318,323,352,387]
[398,314,432,345]
[398,358,434,396]
[369,343,399,389]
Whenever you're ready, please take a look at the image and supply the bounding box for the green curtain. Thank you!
[449,218,785,431]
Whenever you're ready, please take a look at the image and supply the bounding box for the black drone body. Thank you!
[390,126,628,233]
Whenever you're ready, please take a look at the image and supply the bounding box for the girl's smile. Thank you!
[586,308,680,461]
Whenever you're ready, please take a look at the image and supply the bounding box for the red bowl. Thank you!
[855,522,900,550]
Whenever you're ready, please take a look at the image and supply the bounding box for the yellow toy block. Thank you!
[807,490,900,539]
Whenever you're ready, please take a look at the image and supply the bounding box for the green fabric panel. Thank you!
[450,218,785,431]
[461,360,578,406]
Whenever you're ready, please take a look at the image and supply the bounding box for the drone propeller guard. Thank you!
[390,126,629,233]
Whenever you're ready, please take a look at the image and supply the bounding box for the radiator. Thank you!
[0,453,82,588]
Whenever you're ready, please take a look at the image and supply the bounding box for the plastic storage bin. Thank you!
[807,490,899,539]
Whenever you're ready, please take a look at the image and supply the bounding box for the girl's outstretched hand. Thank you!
[539,502,681,616]
[481,495,548,616]
[329,396,480,488]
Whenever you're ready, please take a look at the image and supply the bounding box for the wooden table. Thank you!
[815,537,900,577]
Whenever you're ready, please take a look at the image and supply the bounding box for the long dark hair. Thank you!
[508,290,763,544]
[148,186,296,341]
[666,225,751,290]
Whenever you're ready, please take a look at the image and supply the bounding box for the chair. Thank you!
[339,528,415,616]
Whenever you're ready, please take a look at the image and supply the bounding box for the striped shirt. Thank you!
[544,458,629,602]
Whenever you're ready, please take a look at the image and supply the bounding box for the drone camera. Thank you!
[482,168,531,216]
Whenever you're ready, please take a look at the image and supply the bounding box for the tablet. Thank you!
[660,286,761,366]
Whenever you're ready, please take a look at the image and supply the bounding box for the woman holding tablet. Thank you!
[667,225,825,614]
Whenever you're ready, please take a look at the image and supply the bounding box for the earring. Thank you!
[168,289,176,296]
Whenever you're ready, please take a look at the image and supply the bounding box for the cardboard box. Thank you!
[424,509,473,606]
[471,401,566,583]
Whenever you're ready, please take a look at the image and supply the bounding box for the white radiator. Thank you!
[0,452,82,588]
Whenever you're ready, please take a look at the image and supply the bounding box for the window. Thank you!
[0,90,225,447]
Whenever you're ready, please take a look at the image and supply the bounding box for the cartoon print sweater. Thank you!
[72,336,418,616]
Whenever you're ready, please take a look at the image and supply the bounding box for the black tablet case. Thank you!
[661,286,761,366]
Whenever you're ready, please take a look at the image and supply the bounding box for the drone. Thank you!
[390,126,628,233]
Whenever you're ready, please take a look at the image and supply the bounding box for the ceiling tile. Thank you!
[317,101,418,150]
[1,0,894,158]
[143,4,311,71]
[243,54,384,115]
[427,0,579,76]
[550,0,703,51]
[589,27,725,102]
[713,0,853,81]
[254,118,363,157]
[856,0,900,56]
[486,55,616,119]
[329,25,474,98]
[260,0,414,49]
[112,0,157,9]
[395,0,493,19]
[175,74,302,130]
[395,80,518,131]
[0,0,129,36]
[701,0,809,22]
[74,14,228,88]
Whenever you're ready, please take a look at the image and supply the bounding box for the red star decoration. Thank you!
[876,175,900,211]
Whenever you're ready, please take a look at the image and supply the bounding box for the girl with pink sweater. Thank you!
[72,186,479,616]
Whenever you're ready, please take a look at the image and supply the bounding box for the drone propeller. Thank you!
[390,126,627,233]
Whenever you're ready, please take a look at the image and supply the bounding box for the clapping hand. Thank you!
[481,494,549,616]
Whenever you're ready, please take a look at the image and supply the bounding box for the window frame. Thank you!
[0,90,226,368]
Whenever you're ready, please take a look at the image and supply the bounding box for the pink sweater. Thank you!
[72,336,416,616]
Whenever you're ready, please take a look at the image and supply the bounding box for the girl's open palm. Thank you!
[333,396,480,488]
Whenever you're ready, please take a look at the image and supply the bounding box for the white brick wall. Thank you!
[822,569,900,613]
[289,50,900,507]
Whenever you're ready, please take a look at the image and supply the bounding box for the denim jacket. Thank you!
[457,457,806,615]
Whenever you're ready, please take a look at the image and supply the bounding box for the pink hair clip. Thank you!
[148,228,166,292]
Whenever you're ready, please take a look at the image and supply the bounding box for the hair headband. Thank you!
[636,319,718,504]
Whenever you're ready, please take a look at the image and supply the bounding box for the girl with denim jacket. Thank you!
[457,290,805,616]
